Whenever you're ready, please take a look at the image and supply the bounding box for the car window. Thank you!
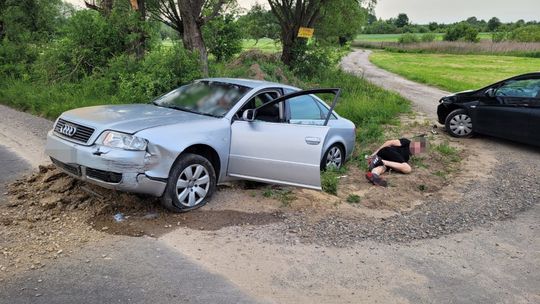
[312,96,337,120]
[496,79,540,98]
[237,91,280,121]
[288,95,324,121]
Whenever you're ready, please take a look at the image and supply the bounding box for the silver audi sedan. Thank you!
[45,78,356,212]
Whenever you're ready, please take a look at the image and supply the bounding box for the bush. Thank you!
[35,9,153,82]
[321,169,339,195]
[203,14,243,62]
[108,44,202,103]
[444,22,479,42]
[508,25,540,42]
[0,40,38,79]
[421,32,436,42]
[291,43,345,77]
[398,33,419,44]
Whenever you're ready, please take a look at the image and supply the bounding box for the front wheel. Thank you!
[321,144,344,170]
[161,153,216,213]
[445,108,474,138]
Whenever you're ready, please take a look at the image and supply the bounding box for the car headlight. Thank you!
[99,131,148,151]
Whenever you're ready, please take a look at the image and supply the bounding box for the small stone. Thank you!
[35,293,42,297]
[101,226,109,231]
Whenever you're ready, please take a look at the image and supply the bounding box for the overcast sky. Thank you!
[68,0,539,24]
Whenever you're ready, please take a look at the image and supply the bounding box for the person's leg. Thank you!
[381,160,411,174]
[372,165,386,175]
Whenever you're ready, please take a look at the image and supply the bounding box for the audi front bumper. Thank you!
[45,131,167,197]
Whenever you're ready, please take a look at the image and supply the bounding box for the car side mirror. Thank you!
[242,109,255,122]
[485,88,495,97]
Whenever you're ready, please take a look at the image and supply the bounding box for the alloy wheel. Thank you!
[176,164,210,207]
[325,146,343,169]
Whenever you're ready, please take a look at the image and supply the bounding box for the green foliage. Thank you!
[35,9,154,81]
[203,14,243,62]
[315,0,367,45]
[444,22,479,42]
[321,169,339,195]
[261,187,296,206]
[398,33,419,44]
[0,0,67,43]
[395,13,409,28]
[508,25,540,42]
[420,32,436,42]
[487,17,501,32]
[107,44,202,103]
[291,43,344,77]
[0,40,38,79]
[346,194,361,204]
[236,4,279,42]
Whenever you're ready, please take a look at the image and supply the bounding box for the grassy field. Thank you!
[356,33,493,42]
[163,38,281,53]
[369,51,540,92]
[241,38,281,53]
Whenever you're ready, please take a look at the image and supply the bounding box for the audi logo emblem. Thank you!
[60,124,77,137]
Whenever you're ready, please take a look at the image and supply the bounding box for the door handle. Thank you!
[305,137,321,145]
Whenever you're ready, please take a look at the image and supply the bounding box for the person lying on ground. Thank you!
[365,137,427,187]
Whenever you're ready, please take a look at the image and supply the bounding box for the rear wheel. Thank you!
[445,108,474,138]
[321,144,344,170]
[161,153,216,213]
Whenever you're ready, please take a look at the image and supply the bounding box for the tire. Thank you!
[445,108,474,138]
[161,153,216,213]
[321,144,344,171]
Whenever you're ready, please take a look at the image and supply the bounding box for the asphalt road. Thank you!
[0,144,30,196]
[0,237,258,304]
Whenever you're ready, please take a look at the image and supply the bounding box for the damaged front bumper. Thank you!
[45,131,167,197]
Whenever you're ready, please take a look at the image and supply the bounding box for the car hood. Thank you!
[60,104,216,134]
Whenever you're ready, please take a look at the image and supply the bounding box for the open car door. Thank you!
[227,89,341,190]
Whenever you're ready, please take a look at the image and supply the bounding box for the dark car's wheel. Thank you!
[445,108,474,138]
[321,144,344,170]
[161,153,216,213]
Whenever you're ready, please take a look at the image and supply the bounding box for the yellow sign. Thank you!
[297,27,314,38]
[130,0,139,10]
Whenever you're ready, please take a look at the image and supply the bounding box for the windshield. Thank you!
[152,81,250,117]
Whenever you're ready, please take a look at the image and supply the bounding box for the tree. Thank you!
[394,13,408,28]
[315,0,367,45]
[444,22,479,42]
[487,17,501,32]
[84,0,115,15]
[203,14,242,61]
[148,0,233,76]
[236,4,279,44]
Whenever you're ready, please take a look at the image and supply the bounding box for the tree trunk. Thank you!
[280,27,295,66]
[0,21,4,40]
[134,0,147,59]
[178,1,209,76]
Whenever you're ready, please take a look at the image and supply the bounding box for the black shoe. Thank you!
[368,155,384,171]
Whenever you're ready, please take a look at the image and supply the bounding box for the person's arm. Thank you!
[371,139,402,156]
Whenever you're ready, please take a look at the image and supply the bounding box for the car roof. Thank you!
[200,77,299,90]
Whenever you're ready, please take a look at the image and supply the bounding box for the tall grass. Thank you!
[352,40,540,58]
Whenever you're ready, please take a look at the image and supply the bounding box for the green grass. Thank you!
[355,32,492,42]
[369,51,540,92]
[241,38,281,53]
